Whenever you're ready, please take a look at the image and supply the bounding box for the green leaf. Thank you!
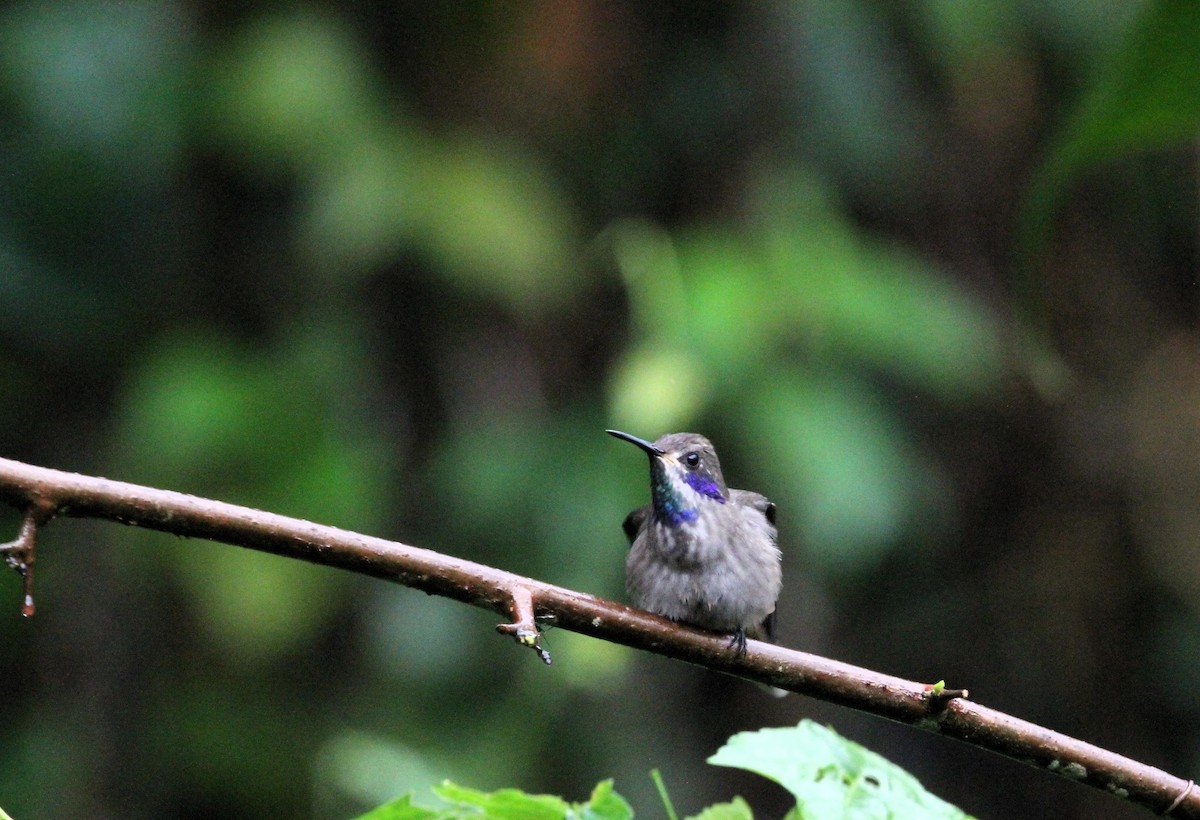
[709,721,972,820]
[570,780,634,820]
[354,794,445,820]
[433,781,570,820]
[686,796,755,820]
[424,779,633,820]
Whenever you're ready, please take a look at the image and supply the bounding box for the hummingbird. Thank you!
[606,429,782,657]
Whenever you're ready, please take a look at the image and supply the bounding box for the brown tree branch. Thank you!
[0,455,1195,817]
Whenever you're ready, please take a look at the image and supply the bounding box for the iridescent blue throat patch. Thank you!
[683,471,725,503]
[650,463,724,526]
[651,468,698,526]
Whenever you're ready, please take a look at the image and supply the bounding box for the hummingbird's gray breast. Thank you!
[625,489,781,633]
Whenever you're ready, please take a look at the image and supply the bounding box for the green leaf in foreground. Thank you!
[352,793,443,820]
[569,779,636,820]
[432,781,569,820]
[708,720,972,820]
[354,779,633,820]
[686,796,755,820]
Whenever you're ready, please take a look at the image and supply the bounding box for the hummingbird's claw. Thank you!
[728,628,748,657]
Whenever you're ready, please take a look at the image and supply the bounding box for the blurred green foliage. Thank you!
[206,11,580,312]
[1019,0,1200,271]
[0,1,1196,819]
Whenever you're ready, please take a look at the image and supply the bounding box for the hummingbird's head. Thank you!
[607,429,728,526]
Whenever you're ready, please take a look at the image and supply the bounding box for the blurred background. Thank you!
[0,1,1196,817]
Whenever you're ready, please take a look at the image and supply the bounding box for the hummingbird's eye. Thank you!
[685,452,700,469]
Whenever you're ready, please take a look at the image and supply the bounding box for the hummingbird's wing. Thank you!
[760,609,777,642]
[728,489,781,643]
[729,490,777,537]
[621,504,651,545]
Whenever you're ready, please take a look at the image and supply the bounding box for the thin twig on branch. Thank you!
[0,456,1195,817]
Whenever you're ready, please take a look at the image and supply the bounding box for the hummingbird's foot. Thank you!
[727,628,748,657]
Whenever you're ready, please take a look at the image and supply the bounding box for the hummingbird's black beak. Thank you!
[606,429,664,456]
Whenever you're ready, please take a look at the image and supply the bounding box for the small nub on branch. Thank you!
[1,503,55,618]
[923,680,969,707]
[495,585,551,664]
